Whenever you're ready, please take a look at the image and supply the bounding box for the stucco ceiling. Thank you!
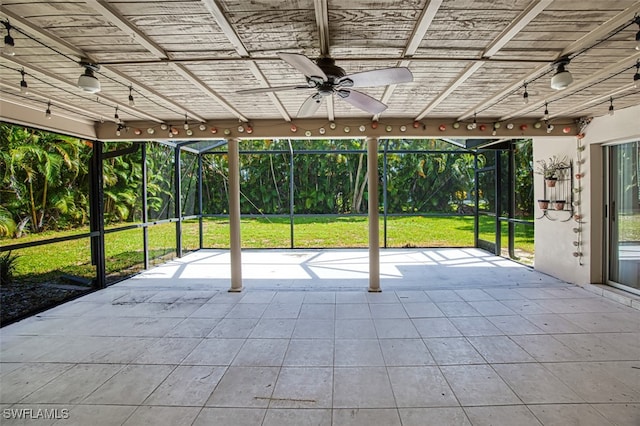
[1,0,639,137]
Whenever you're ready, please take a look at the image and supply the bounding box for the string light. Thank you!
[184,114,189,130]
[608,96,614,116]
[635,15,640,50]
[114,106,120,123]
[2,21,15,56]
[522,82,529,104]
[546,121,554,133]
[19,69,28,94]
[128,85,135,106]
[471,112,477,129]
[634,61,640,88]
[543,102,549,120]
[45,101,51,119]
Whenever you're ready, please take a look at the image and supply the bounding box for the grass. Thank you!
[0,215,535,285]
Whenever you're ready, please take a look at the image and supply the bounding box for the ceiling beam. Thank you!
[1,96,97,139]
[499,51,640,121]
[374,0,442,121]
[457,2,640,121]
[0,87,98,124]
[3,55,164,122]
[168,63,248,122]
[414,0,552,121]
[0,7,90,60]
[314,0,331,117]
[84,0,249,122]
[313,0,330,56]
[200,0,249,57]
[548,83,637,119]
[403,0,443,57]
[83,0,167,59]
[200,0,291,121]
[3,6,206,122]
[415,62,484,120]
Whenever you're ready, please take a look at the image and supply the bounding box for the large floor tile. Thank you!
[270,367,332,408]
[122,406,200,426]
[52,405,136,426]
[82,364,175,405]
[332,408,401,426]
[181,338,245,365]
[528,404,614,426]
[205,366,279,408]
[592,403,640,426]
[492,363,583,404]
[387,366,458,407]
[467,336,535,363]
[332,367,395,408]
[544,362,640,403]
[143,365,226,406]
[21,363,123,404]
[464,405,542,426]
[283,339,334,367]
[379,338,434,366]
[440,364,521,406]
[0,363,73,403]
[424,337,486,365]
[399,407,470,426]
[334,339,385,367]
[231,339,289,366]
[192,407,266,426]
[262,408,331,426]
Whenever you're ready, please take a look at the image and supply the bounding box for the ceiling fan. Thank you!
[237,53,413,117]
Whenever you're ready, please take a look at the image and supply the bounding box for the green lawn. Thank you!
[1,215,534,285]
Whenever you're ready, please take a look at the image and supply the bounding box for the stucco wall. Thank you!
[534,104,640,286]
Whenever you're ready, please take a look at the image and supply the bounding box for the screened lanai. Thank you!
[1,1,640,425]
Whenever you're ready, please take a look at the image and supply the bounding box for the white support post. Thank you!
[228,138,243,292]
[367,137,381,292]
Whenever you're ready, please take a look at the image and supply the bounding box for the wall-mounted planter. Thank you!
[545,178,558,187]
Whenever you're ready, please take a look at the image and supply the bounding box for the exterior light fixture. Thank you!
[3,21,15,56]
[19,69,28,93]
[608,97,614,116]
[635,15,640,50]
[550,56,573,90]
[77,61,101,93]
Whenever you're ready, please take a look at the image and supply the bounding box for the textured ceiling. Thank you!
[1,0,639,133]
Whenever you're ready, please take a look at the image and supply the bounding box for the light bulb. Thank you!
[20,78,28,94]
[543,103,549,121]
[3,32,15,56]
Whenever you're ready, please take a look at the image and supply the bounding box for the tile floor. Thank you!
[1,249,639,425]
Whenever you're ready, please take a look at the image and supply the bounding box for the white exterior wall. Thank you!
[534,104,640,286]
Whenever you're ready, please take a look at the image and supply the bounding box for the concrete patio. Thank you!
[1,248,639,425]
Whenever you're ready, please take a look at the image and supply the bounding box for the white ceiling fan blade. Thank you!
[338,89,388,114]
[278,52,328,80]
[338,67,413,88]
[297,94,323,117]
[237,84,309,94]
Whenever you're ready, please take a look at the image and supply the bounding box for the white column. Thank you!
[228,138,243,292]
[367,137,381,292]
